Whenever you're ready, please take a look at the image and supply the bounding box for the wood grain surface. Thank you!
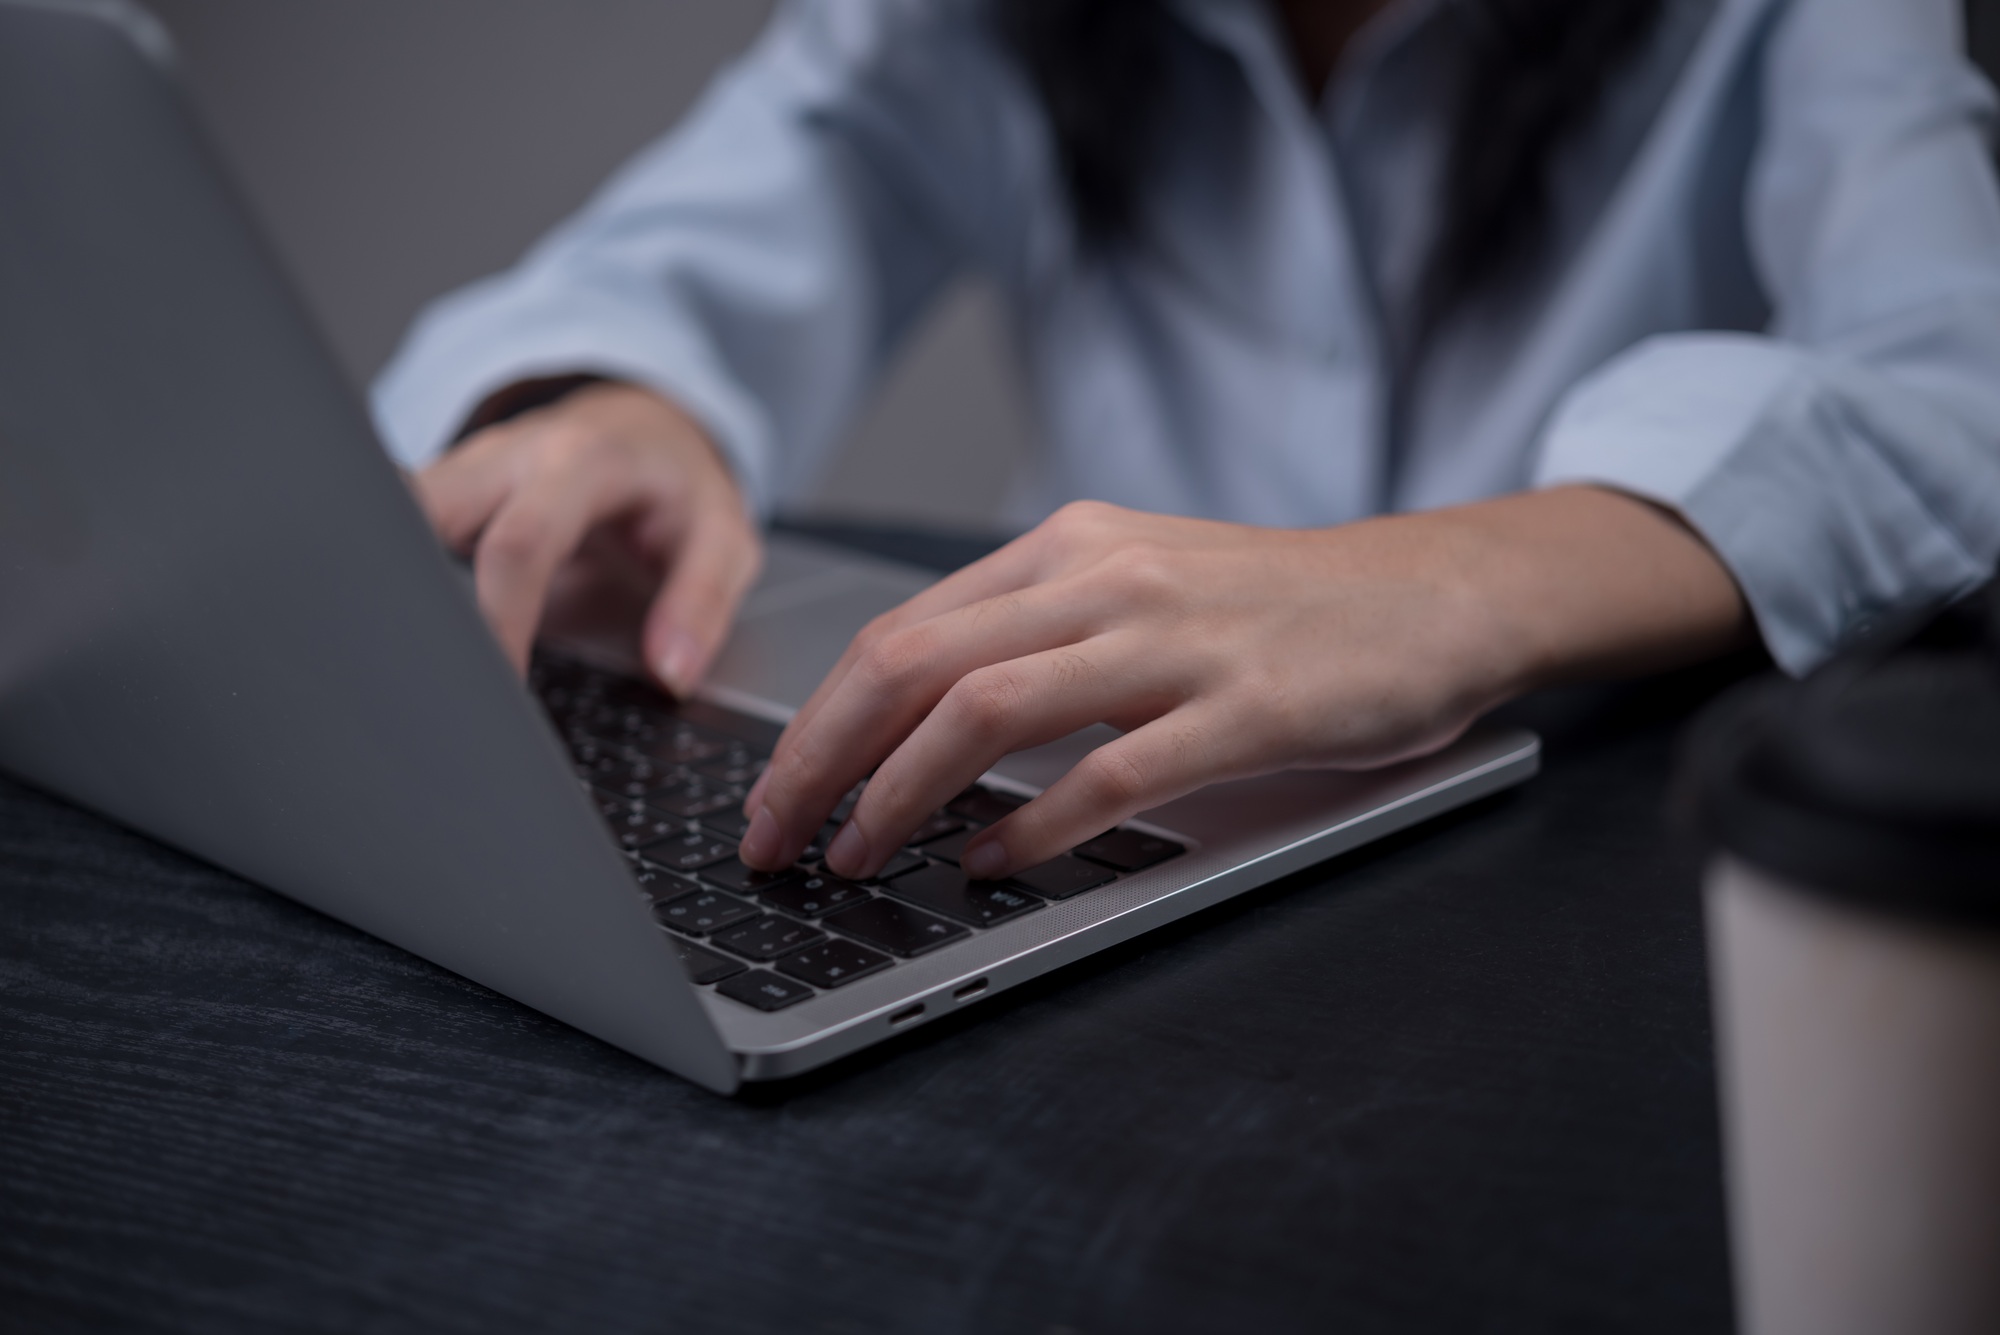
[0,532,1739,1333]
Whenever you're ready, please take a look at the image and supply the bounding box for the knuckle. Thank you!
[947,666,1027,741]
[1079,746,1152,809]
[542,418,606,464]
[1039,499,1117,557]
[767,736,835,814]
[1164,716,1217,771]
[1050,498,1109,529]
[1047,647,1101,693]
[850,611,898,656]
[479,509,552,572]
[516,430,609,500]
[855,764,918,824]
[516,420,586,472]
[855,625,936,695]
[1098,541,1178,602]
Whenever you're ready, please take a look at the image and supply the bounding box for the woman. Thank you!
[375,0,2000,883]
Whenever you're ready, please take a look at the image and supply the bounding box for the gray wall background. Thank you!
[146,0,1033,530]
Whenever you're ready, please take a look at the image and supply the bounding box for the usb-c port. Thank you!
[952,978,990,1002]
[889,1003,925,1027]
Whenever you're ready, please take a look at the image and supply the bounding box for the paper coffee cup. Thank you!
[1683,584,2000,1335]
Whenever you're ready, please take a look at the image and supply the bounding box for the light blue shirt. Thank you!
[374,0,2000,674]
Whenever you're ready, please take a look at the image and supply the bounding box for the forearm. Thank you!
[741,487,1756,877]
[1429,483,1753,702]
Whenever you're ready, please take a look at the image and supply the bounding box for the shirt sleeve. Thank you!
[367,0,1032,516]
[1533,0,2000,674]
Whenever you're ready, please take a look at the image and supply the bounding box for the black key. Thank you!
[574,703,660,747]
[631,860,702,900]
[566,730,628,760]
[714,970,815,1012]
[668,936,746,986]
[592,774,661,804]
[571,744,630,784]
[699,855,803,896]
[590,753,682,801]
[606,807,683,851]
[1072,828,1185,873]
[830,786,864,824]
[948,785,1025,825]
[868,849,927,883]
[651,889,760,936]
[645,724,731,766]
[710,914,827,962]
[760,872,871,919]
[695,755,764,786]
[534,674,583,711]
[624,754,684,786]
[824,897,969,957]
[904,813,966,847]
[884,862,1044,927]
[800,821,844,862]
[640,831,738,873]
[700,808,754,841]
[776,939,892,990]
[579,750,659,787]
[919,826,977,866]
[1008,855,1117,901]
[647,782,739,820]
[597,674,665,706]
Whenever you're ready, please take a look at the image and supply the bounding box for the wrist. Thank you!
[1430,485,1752,697]
[1409,508,1550,714]
[456,373,606,441]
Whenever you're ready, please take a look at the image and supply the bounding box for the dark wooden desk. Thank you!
[0,526,1737,1334]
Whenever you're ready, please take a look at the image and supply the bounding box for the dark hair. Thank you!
[994,0,1666,335]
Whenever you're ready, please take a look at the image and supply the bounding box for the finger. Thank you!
[764,528,1062,766]
[641,507,762,697]
[739,578,1109,870]
[770,501,1148,764]
[962,705,1248,878]
[741,764,771,821]
[412,425,524,552]
[470,452,635,670]
[824,635,1177,879]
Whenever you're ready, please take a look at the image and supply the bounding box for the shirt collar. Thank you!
[1164,0,1450,118]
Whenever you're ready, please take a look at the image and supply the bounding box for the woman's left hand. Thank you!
[737,487,1748,881]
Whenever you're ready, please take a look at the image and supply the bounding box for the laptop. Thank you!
[0,0,1539,1093]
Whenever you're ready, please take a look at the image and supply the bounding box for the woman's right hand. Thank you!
[413,380,761,694]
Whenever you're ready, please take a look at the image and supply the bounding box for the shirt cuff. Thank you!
[1533,332,1996,674]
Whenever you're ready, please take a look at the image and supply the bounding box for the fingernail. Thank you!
[739,807,780,868]
[657,630,705,697]
[963,840,1007,880]
[826,821,868,877]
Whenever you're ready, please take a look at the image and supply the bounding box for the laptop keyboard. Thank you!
[532,654,1185,1013]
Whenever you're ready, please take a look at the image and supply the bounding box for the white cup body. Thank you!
[1706,855,2000,1335]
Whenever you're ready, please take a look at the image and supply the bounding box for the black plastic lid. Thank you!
[1680,581,2000,930]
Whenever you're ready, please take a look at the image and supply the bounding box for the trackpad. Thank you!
[704,536,932,713]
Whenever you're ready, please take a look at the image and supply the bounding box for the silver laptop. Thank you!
[0,0,1538,1093]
